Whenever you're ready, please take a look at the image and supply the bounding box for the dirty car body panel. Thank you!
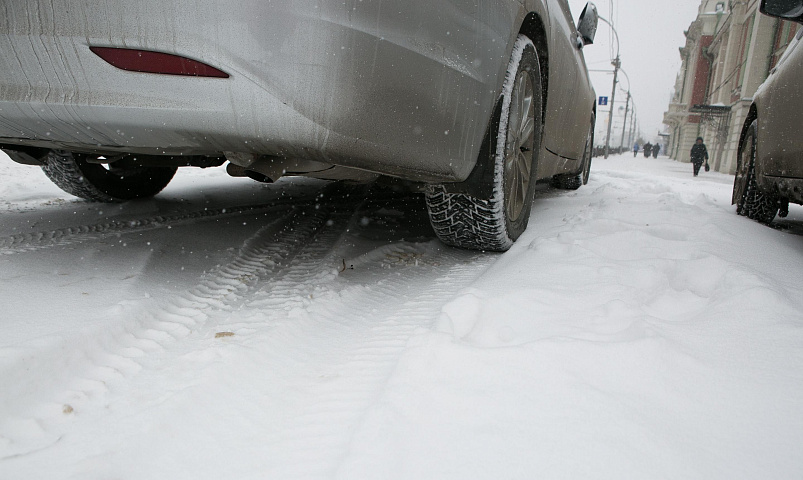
[0,0,595,184]
[540,0,595,162]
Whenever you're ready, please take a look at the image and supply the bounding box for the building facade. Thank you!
[663,0,799,174]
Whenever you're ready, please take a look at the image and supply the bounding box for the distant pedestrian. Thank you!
[643,142,652,158]
[652,143,660,158]
[633,143,639,157]
[690,137,709,176]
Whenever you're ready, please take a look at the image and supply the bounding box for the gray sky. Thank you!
[567,0,703,143]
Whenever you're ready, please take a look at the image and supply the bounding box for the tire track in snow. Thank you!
[1,187,500,470]
[0,185,414,256]
[284,251,493,478]
[0,185,370,459]
[204,236,497,477]
[0,198,304,256]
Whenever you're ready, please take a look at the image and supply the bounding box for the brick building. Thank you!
[663,0,799,173]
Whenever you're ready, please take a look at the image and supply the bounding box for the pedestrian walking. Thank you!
[633,143,639,157]
[690,137,709,176]
[652,143,660,158]
[643,142,652,158]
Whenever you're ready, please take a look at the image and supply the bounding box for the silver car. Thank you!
[733,0,803,224]
[0,0,598,251]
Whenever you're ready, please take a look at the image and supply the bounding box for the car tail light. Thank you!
[89,47,229,78]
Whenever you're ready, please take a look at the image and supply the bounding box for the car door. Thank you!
[542,0,594,160]
[759,27,803,178]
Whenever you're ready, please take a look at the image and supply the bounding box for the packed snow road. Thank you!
[1,154,802,479]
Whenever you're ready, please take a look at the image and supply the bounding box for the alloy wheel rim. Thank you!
[504,71,535,222]
[582,130,592,184]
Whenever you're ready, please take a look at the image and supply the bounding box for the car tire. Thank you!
[581,120,594,186]
[425,36,542,252]
[733,120,778,224]
[41,150,177,202]
[551,118,594,190]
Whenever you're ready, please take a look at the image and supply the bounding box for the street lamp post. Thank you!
[617,68,632,152]
[598,16,620,159]
[588,66,633,157]
[604,56,620,158]
[619,90,631,151]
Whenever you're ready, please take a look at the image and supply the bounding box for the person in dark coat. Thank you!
[652,143,660,158]
[643,142,652,158]
[690,137,709,176]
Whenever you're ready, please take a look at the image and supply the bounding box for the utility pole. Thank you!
[604,55,620,158]
[628,108,636,146]
[628,108,637,147]
[619,90,631,151]
[597,15,621,159]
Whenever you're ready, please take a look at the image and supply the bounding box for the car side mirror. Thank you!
[760,0,803,23]
[577,3,599,46]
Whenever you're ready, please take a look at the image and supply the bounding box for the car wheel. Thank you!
[551,118,594,190]
[41,150,177,202]
[733,120,778,224]
[425,36,541,252]
[581,119,594,185]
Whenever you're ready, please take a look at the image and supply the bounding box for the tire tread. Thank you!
[425,186,511,252]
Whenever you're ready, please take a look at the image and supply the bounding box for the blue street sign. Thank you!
[599,96,608,106]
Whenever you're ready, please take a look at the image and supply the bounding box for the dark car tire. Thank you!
[733,120,778,224]
[41,150,177,202]
[425,36,542,252]
[581,120,594,186]
[551,118,594,190]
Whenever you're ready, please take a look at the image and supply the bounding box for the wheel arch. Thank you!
[440,26,545,199]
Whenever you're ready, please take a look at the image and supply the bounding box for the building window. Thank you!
[734,17,755,99]
[770,20,800,69]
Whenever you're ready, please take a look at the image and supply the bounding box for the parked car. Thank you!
[0,0,598,251]
[733,0,803,224]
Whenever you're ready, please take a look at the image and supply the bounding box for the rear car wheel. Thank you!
[733,120,779,224]
[551,118,594,190]
[41,150,177,202]
[425,36,542,252]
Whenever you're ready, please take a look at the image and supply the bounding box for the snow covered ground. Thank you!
[1,152,802,479]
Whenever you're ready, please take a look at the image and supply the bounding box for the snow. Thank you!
[1,152,803,479]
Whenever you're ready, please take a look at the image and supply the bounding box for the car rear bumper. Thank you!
[0,0,515,182]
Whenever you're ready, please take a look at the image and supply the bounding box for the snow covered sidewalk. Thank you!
[0,154,802,479]
[339,156,803,479]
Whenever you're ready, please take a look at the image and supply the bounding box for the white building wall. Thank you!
[663,0,783,176]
